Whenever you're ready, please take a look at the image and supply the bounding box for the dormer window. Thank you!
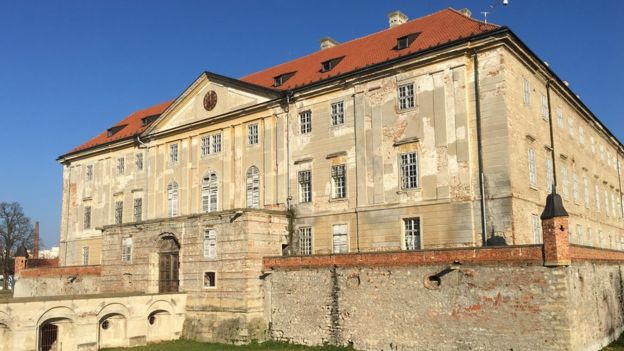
[273,72,296,87]
[396,32,421,50]
[107,124,127,137]
[141,114,159,127]
[321,56,345,73]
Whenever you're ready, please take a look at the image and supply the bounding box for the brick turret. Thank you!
[541,190,570,266]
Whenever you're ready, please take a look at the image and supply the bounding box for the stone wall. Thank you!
[13,265,101,298]
[263,245,624,351]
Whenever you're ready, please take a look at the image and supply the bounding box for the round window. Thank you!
[101,320,110,330]
[148,315,156,325]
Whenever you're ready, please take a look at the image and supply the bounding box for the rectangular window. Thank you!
[116,157,125,175]
[540,94,548,120]
[82,247,89,266]
[528,148,537,187]
[84,206,91,230]
[331,164,346,199]
[298,170,312,203]
[546,157,554,192]
[203,272,216,288]
[86,165,93,181]
[556,108,563,128]
[212,133,222,153]
[583,176,590,208]
[248,123,259,145]
[588,228,593,247]
[576,225,583,245]
[135,153,143,171]
[591,136,596,154]
[299,110,312,134]
[201,136,210,156]
[523,78,530,105]
[578,127,585,145]
[568,117,574,136]
[595,183,601,212]
[403,217,421,250]
[332,224,348,254]
[612,193,617,217]
[600,145,605,161]
[115,201,123,225]
[532,214,542,244]
[561,167,569,199]
[331,101,344,126]
[599,231,604,248]
[121,237,133,262]
[133,198,142,222]
[299,227,312,255]
[169,144,179,165]
[605,189,610,217]
[203,229,217,259]
[400,152,419,189]
[398,83,415,110]
[573,170,579,204]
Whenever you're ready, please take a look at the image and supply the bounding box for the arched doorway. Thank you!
[39,323,58,351]
[158,234,180,293]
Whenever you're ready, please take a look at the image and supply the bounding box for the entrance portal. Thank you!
[158,235,180,293]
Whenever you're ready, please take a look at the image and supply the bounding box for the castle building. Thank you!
[52,7,623,341]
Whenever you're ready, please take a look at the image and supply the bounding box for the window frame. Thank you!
[202,171,219,213]
[135,153,143,171]
[133,198,142,222]
[299,110,312,134]
[247,123,260,146]
[398,83,415,110]
[330,101,345,126]
[528,148,537,187]
[84,206,91,230]
[203,271,217,289]
[82,246,89,266]
[116,157,125,176]
[169,143,179,166]
[246,166,261,208]
[331,164,347,199]
[298,170,312,203]
[332,224,348,254]
[114,200,123,225]
[522,78,530,105]
[203,229,217,260]
[402,217,422,250]
[86,165,93,181]
[167,181,179,217]
[121,237,133,263]
[399,152,419,190]
[299,226,312,255]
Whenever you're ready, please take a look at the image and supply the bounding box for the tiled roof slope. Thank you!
[68,100,173,154]
[241,8,498,90]
[64,8,497,157]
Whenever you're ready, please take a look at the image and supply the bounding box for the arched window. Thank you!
[167,181,179,217]
[246,166,260,208]
[202,172,218,213]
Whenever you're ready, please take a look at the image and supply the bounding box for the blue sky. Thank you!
[0,1,622,248]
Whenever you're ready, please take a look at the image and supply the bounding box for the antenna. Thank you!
[481,11,490,24]
[481,0,509,23]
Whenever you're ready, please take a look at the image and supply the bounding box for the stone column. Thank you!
[541,190,570,266]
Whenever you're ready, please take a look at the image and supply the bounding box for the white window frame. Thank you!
[133,198,142,222]
[332,224,348,254]
[583,176,590,208]
[246,166,260,208]
[121,237,133,263]
[400,152,419,189]
[330,101,345,126]
[523,78,530,105]
[567,117,574,137]
[211,133,222,154]
[528,148,537,187]
[82,246,89,265]
[572,169,579,204]
[595,183,601,212]
[169,143,179,165]
[532,214,542,244]
[202,172,219,213]
[86,165,93,181]
[587,228,593,247]
[561,166,569,200]
[578,127,585,145]
[116,157,125,175]
[135,153,143,171]
[299,227,312,255]
[331,164,346,199]
[201,135,210,156]
[247,123,259,145]
[299,110,312,134]
[556,108,563,129]
[403,217,421,250]
[398,83,415,110]
[203,271,217,289]
[203,229,217,259]
[168,181,179,217]
[540,94,548,120]
[546,157,554,192]
[298,170,312,203]
[114,201,123,225]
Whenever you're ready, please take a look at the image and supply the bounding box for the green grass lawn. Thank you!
[102,340,354,351]
[603,334,624,351]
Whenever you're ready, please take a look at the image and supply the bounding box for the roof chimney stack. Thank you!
[459,8,472,17]
[320,37,339,50]
[388,10,408,28]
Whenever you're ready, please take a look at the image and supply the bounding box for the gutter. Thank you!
[472,50,488,246]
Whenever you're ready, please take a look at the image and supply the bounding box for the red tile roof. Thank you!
[240,8,498,90]
[68,100,173,154]
[64,8,497,157]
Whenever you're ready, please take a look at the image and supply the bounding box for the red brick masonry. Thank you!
[264,245,545,270]
[27,258,60,268]
[19,265,101,278]
[570,245,624,262]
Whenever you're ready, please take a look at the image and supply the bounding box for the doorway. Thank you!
[39,323,58,351]
[158,235,180,293]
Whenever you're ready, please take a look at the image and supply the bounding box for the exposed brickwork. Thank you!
[27,258,59,268]
[19,265,101,278]
[264,245,544,270]
[570,245,624,262]
[542,216,571,266]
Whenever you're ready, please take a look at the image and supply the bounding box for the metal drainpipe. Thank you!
[546,80,557,188]
[352,91,360,253]
[64,164,72,264]
[285,92,292,210]
[137,135,149,221]
[472,50,488,246]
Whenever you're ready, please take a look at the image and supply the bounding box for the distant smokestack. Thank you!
[34,221,40,258]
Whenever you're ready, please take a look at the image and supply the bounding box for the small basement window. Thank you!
[273,72,296,87]
[396,32,421,50]
[320,56,345,73]
[204,272,216,288]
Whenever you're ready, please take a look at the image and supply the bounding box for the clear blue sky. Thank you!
[0,1,622,248]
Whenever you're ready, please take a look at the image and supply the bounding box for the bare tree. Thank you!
[0,202,34,289]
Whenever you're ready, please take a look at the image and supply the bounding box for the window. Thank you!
[556,108,563,128]
[403,217,421,250]
[167,181,179,217]
[578,127,585,145]
[246,166,260,208]
[299,227,312,255]
[588,228,593,247]
[299,110,312,134]
[273,72,295,87]
[201,133,222,156]
[133,198,142,222]
[398,83,415,110]
[116,157,125,175]
[203,229,217,259]
[84,206,91,230]
[115,201,123,224]
[573,170,579,204]
[201,136,210,156]
[395,32,420,50]
[331,164,346,199]
[298,170,312,203]
[135,153,143,171]
[532,214,542,244]
[204,272,216,288]
[400,152,419,189]
[82,247,89,265]
[86,165,93,181]
[599,231,604,248]
[567,117,574,136]
[595,183,601,212]
[321,57,344,72]
[122,237,133,262]
[576,225,583,245]
[561,167,569,199]
[523,78,530,105]
[583,176,590,208]
[332,224,348,254]
[546,157,554,192]
[248,123,259,145]
[528,148,537,187]
[202,172,219,213]
[612,193,617,217]
[141,114,159,127]
[591,136,596,154]
[600,145,606,161]
[605,189,610,216]
[331,101,344,126]
[169,144,179,165]
[212,134,222,153]
[540,94,548,120]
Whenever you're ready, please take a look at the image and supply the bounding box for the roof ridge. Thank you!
[446,7,502,28]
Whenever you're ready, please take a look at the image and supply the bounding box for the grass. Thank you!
[603,334,624,351]
[102,340,355,351]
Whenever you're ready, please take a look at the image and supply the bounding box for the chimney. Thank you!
[320,37,339,50]
[34,221,40,259]
[459,8,472,17]
[388,10,408,28]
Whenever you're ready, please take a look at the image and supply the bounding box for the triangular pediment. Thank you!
[145,72,281,134]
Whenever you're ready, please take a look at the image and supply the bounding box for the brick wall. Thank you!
[13,265,101,298]
[26,258,59,268]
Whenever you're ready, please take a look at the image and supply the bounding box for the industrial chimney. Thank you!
[34,221,39,258]
[388,10,408,28]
